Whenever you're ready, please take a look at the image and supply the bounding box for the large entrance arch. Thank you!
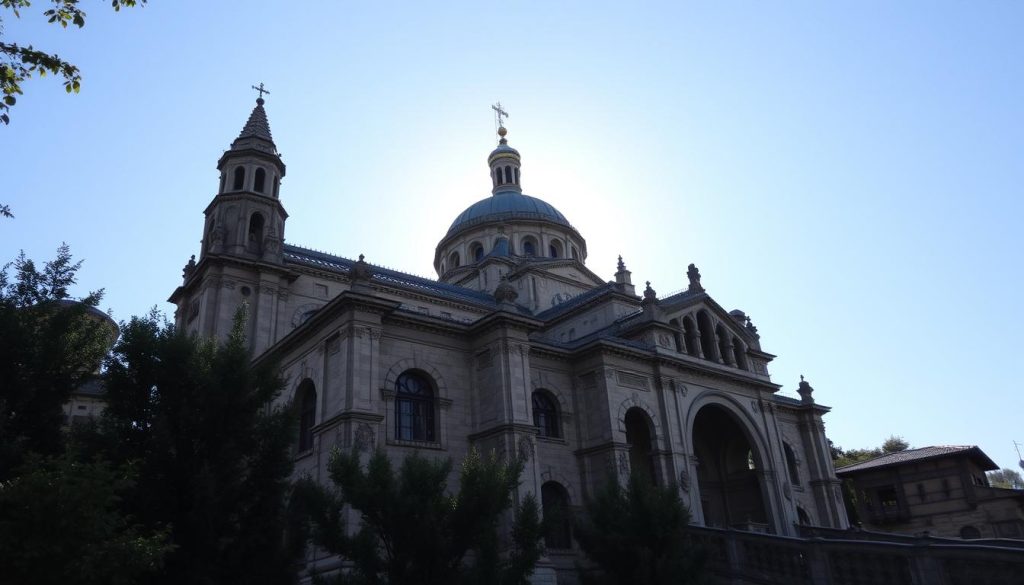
[692,404,769,529]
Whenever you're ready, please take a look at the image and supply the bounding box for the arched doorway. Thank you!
[625,407,656,484]
[692,404,769,530]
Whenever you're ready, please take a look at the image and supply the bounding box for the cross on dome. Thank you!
[252,82,270,105]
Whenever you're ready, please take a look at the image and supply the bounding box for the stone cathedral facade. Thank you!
[170,99,849,581]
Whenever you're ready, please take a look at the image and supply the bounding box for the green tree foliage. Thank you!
[298,448,544,585]
[832,435,910,469]
[987,468,1024,490]
[573,475,705,585]
[0,244,111,478]
[0,451,171,585]
[89,310,302,585]
[1,0,147,125]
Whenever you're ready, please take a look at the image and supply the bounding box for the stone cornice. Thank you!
[168,253,299,303]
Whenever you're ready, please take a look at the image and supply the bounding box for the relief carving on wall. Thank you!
[517,435,534,462]
[354,423,376,453]
[679,470,691,492]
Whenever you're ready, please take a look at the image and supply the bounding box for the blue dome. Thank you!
[447,190,571,237]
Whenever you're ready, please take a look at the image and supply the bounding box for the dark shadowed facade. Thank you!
[169,99,850,583]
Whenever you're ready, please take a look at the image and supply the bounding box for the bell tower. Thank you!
[171,88,291,353]
[202,88,287,264]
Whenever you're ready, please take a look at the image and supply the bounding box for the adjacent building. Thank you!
[836,445,1024,540]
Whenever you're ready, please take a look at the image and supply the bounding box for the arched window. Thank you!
[504,166,512,184]
[571,246,579,260]
[717,324,733,365]
[471,243,484,262]
[697,311,718,362]
[548,239,563,258]
[732,337,748,370]
[273,176,280,198]
[248,213,265,253]
[297,380,316,452]
[542,482,572,549]
[784,442,800,485]
[495,168,503,186]
[532,391,560,438]
[449,251,460,268]
[254,168,266,193]
[682,315,699,357]
[521,237,536,257]
[395,371,435,442]
[232,166,245,190]
[797,506,811,526]
[514,168,520,184]
[625,408,655,484]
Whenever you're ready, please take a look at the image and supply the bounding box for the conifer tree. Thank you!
[298,448,544,585]
[574,475,705,585]
[92,310,303,585]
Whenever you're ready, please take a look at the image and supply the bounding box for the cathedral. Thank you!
[170,97,849,581]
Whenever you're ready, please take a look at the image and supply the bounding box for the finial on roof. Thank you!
[351,253,372,281]
[797,376,815,404]
[492,101,509,143]
[617,255,625,271]
[687,263,704,292]
[252,82,270,105]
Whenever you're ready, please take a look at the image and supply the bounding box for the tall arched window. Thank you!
[683,315,700,357]
[717,324,733,365]
[254,168,266,193]
[297,380,316,452]
[548,239,563,258]
[532,391,560,438]
[542,482,572,549]
[495,168,503,186]
[471,243,484,262]
[248,213,265,253]
[232,166,245,190]
[571,246,579,260]
[504,166,512,184]
[449,251,460,268]
[625,408,655,484]
[784,442,800,486]
[395,371,435,442]
[697,311,718,362]
[732,337,748,370]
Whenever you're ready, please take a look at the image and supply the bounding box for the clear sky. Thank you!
[2,2,1022,471]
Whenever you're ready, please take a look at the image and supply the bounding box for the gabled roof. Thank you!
[835,446,998,475]
[533,282,619,321]
[283,244,499,309]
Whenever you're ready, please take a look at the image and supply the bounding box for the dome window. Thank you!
[549,239,563,258]
[504,166,512,184]
[521,237,537,257]
[449,251,460,268]
[471,243,484,262]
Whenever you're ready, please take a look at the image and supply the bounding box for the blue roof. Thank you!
[446,190,573,237]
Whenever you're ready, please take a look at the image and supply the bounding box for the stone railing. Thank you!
[688,525,1024,585]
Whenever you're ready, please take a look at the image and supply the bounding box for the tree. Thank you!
[298,447,544,585]
[832,435,910,469]
[0,244,111,479]
[1,0,147,125]
[0,450,171,585]
[573,475,705,585]
[88,310,302,585]
[987,468,1024,490]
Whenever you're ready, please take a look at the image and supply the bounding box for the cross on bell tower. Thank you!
[252,82,270,103]
[492,102,509,134]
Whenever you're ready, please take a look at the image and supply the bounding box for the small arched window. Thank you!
[514,168,520,184]
[254,168,266,193]
[495,168,503,186]
[504,166,512,184]
[548,239,563,258]
[449,251,460,268]
[273,176,280,198]
[532,391,560,438]
[542,482,572,549]
[471,243,484,262]
[297,380,317,452]
[669,318,684,353]
[395,371,435,442]
[571,246,579,260]
[232,166,245,190]
[784,442,800,485]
